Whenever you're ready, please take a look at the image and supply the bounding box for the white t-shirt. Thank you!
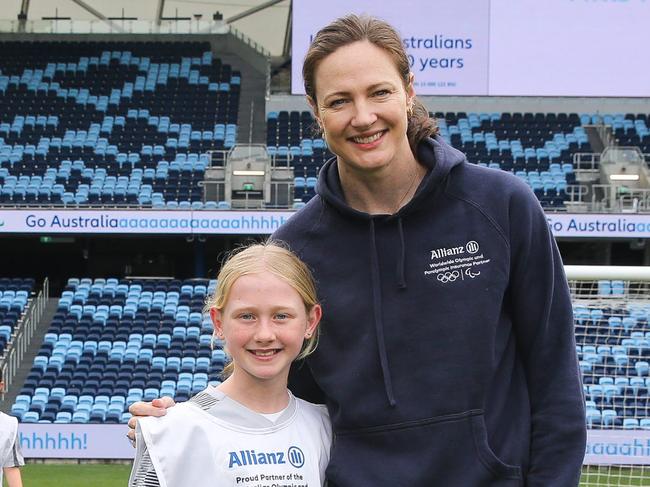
[0,411,24,484]
[130,387,332,487]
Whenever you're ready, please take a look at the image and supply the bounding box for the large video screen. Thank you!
[292,0,650,97]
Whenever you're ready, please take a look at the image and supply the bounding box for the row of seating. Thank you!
[266,110,585,206]
[5,274,650,429]
[0,279,34,356]
[0,41,240,207]
[7,275,650,427]
[598,113,650,154]
[585,406,650,429]
[9,277,225,423]
[576,300,650,428]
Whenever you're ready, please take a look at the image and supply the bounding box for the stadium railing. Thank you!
[0,277,48,398]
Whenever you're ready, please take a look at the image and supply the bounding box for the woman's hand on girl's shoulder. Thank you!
[126,397,176,446]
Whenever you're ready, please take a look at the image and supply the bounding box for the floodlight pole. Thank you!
[19,0,30,18]
[282,0,292,59]
[68,0,124,32]
[17,0,30,30]
[226,0,285,24]
[156,0,165,26]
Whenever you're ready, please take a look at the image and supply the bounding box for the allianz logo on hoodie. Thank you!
[429,240,480,260]
[424,240,491,282]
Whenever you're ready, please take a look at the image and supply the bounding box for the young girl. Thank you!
[129,242,331,487]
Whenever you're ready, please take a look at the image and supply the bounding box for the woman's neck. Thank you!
[338,155,427,215]
[217,373,290,414]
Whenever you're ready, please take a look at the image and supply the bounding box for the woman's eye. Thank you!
[374,89,390,97]
[274,313,289,320]
[329,98,346,108]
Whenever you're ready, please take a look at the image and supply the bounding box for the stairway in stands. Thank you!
[0,298,58,412]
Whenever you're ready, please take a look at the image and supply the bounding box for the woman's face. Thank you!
[309,40,414,175]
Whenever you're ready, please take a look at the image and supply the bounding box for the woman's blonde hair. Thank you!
[204,241,320,377]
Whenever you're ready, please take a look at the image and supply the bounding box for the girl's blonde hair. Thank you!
[204,241,320,377]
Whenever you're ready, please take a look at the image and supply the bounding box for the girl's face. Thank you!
[211,271,321,386]
[309,40,415,177]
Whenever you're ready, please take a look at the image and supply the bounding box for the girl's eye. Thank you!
[274,313,289,320]
[239,313,255,320]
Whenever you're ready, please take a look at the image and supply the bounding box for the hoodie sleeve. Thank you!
[508,188,586,486]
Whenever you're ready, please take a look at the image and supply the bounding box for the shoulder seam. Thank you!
[444,185,510,251]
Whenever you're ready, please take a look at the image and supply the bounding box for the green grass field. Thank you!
[4,464,650,486]
[10,463,131,487]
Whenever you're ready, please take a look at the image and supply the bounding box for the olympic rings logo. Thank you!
[437,271,460,283]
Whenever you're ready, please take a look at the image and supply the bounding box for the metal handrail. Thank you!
[206,149,230,167]
[589,184,650,213]
[573,152,601,172]
[596,124,615,148]
[227,24,272,58]
[565,184,590,202]
[0,19,229,35]
[0,277,48,399]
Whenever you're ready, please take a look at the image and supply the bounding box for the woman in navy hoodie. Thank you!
[130,14,586,486]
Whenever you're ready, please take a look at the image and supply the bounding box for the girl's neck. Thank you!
[338,154,426,215]
[217,373,290,414]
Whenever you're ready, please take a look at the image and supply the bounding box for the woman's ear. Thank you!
[306,95,318,116]
[306,95,322,130]
[305,304,322,339]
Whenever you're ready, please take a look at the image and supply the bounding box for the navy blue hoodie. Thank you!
[275,136,586,486]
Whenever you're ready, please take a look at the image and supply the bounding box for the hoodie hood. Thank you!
[316,135,466,219]
[312,136,465,407]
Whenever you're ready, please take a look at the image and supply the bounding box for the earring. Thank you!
[305,332,312,338]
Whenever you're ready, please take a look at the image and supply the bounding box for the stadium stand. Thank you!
[436,111,588,209]
[0,41,239,207]
[0,5,648,486]
[266,110,331,204]
[266,110,594,208]
[8,275,650,430]
[10,277,225,424]
[0,278,34,357]
[606,114,650,155]
[267,109,650,210]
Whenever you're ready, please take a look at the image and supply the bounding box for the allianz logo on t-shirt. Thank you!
[228,446,305,468]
